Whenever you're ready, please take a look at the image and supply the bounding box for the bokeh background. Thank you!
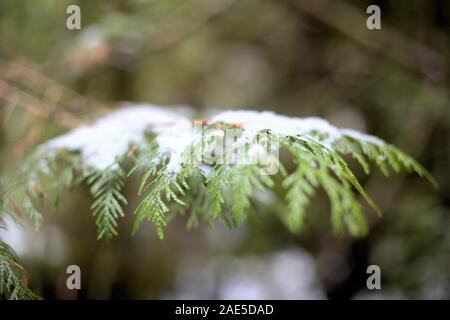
[0,0,449,299]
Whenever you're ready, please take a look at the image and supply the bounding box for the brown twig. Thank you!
[0,78,84,128]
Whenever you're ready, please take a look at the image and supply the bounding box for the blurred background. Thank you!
[0,0,449,299]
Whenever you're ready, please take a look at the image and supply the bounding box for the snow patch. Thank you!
[211,110,383,146]
[43,106,383,174]
[156,120,195,174]
[340,128,384,145]
[44,104,194,172]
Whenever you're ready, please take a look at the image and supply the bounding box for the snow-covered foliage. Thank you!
[211,110,385,146]
[0,104,436,299]
[43,107,386,175]
[44,104,194,173]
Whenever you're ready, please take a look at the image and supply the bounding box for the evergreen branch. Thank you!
[206,164,231,226]
[132,162,191,239]
[282,136,370,235]
[87,167,128,241]
[0,237,40,300]
[226,164,274,225]
[0,106,437,299]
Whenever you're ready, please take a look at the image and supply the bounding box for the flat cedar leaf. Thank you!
[0,107,437,299]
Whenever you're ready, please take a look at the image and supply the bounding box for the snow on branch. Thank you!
[1,104,436,244]
[0,103,437,300]
[44,104,194,172]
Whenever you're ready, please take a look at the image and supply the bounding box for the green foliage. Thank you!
[281,136,375,236]
[131,143,192,239]
[0,151,85,230]
[0,228,40,300]
[133,165,191,239]
[0,113,436,299]
[207,163,274,226]
[1,125,435,241]
[87,168,128,241]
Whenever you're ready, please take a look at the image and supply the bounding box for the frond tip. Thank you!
[0,239,40,300]
[87,168,128,241]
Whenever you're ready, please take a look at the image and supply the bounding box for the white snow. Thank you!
[43,106,383,174]
[210,110,383,147]
[155,120,195,174]
[340,128,384,145]
[44,104,195,172]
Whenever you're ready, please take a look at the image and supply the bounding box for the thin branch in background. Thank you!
[0,59,115,161]
[1,58,112,114]
[293,0,448,83]
[132,0,240,62]
[0,78,83,129]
